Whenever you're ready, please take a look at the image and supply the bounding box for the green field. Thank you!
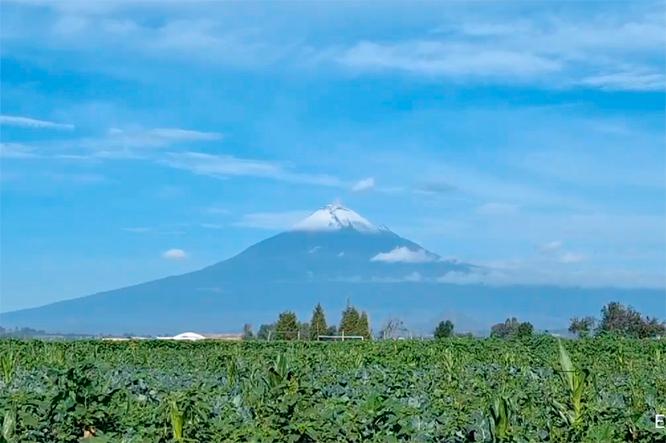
[1,337,664,442]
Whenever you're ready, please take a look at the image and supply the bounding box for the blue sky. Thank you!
[1,1,665,312]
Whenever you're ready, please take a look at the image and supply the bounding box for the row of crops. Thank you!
[1,337,664,442]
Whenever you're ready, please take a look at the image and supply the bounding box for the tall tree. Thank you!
[339,305,361,336]
[490,317,533,339]
[275,311,299,340]
[309,303,328,340]
[242,323,254,340]
[257,323,275,341]
[358,311,371,340]
[568,316,595,338]
[517,321,534,338]
[598,302,665,338]
[434,320,454,339]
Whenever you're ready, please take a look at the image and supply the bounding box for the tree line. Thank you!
[243,300,664,341]
[435,301,664,340]
[568,301,665,338]
[245,303,372,341]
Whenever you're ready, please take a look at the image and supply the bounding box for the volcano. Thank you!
[1,204,663,335]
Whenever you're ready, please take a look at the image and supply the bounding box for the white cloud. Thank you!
[162,248,187,260]
[438,263,664,289]
[162,152,341,186]
[330,7,666,91]
[437,271,487,285]
[233,210,311,230]
[537,240,585,264]
[4,126,225,162]
[0,115,74,130]
[351,177,375,192]
[371,246,438,263]
[44,172,106,184]
[559,252,585,264]
[538,240,563,253]
[414,180,457,195]
[3,2,664,92]
[143,127,222,141]
[100,127,222,150]
[0,142,39,159]
[337,41,560,79]
[579,70,666,92]
[403,271,423,282]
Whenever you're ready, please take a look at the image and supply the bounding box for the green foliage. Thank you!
[0,348,17,385]
[339,305,360,335]
[256,323,275,340]
[569,316,596,338]
[517,321,534,338]
[553,340,590,432]
[433,320,454,339]
[598,301,666,338]
[275,311,299,340]
[339,304,371,338]
[358,312,371,340]
[309,303,328,340]
[490,317,534,339]
[169,397,185,442]
[0,337,664,442]
[242,324,254,340]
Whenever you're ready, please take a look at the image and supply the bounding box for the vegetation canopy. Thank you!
[0,336,664,442]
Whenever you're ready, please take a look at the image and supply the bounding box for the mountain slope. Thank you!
[1,204,663,334]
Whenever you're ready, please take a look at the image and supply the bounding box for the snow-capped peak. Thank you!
[292,203,383,233]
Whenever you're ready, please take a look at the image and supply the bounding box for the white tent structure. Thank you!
[157,332,206,341]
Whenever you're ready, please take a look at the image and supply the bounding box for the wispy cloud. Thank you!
[331,8,665,91]
[371,246,438,263]
[0,142,39,159]
[233,210,311,230]
[337,41,560,80]
[351,177,375,192]
[162,152,342,186]
[538,240,563,254]
[94,127,222,152]
[414,180,457,196]
[1,126,224,161]
[438,262,664,289]
[4,2,663,91]
[162,248,187,260]
[0,115,74,130]
[537,240,585,265]
[44,172,107,184]
[579,70,666,92]
[559,252,585,264]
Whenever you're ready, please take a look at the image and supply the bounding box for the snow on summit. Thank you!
[292,204,382,232]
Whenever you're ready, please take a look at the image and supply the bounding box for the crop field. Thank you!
[0,337,664,442]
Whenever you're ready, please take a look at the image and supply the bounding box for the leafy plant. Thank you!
[553,339,590,431]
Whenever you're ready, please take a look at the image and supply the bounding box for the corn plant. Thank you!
[168,398,185,443]
[488,396,513,442]
[0,350,16,385]
[1,409,17,443]
[553,339,589,429]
